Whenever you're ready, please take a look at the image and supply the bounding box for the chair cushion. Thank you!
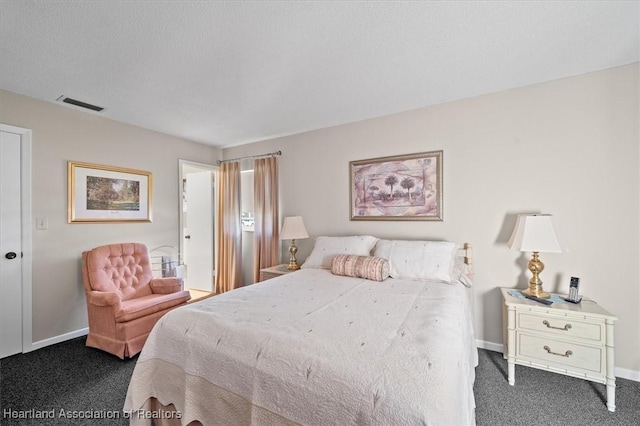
[115,291,190,323]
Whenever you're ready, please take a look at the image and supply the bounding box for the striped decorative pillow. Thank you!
[330,255,390,282]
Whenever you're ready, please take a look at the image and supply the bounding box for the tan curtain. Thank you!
[253,157,280,283]
[215,162,242,293]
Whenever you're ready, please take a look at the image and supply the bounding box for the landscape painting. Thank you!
[86,176,140,211]
[350,151,442,221]
[68,161,152,223]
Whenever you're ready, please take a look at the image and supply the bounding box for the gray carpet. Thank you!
[1,337,638,425]
[474,349,639,426]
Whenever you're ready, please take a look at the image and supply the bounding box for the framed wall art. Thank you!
[68,161,152,223]
[350,150,442,221]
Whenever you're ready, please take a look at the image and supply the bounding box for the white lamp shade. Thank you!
[280,216,309,240]
[508,214,568,253]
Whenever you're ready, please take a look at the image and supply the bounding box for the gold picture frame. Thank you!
[350,151,443,221]
[68,161,152,223]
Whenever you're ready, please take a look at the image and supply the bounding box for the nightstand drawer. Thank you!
[517,333,603,374]
[517,312,603,342]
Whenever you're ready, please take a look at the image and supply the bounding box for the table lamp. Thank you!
[508,214,567,299]
[280,216,309,270]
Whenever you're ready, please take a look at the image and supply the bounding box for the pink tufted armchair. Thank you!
[81,243,191,358]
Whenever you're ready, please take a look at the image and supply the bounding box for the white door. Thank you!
[1,130,23,358]
[184,170,214,292]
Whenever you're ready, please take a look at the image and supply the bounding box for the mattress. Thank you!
[124,268,477,425]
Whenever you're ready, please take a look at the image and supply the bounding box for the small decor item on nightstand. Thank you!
[522,293,554,305]
[564,276,582,304]
[507,213,568,299]
[280,216,309,270]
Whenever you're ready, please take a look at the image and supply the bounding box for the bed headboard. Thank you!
[460,243,473,267]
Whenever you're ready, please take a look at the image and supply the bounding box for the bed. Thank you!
[124,237,478,425]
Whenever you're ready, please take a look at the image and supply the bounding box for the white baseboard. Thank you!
[476,339,639,382]
[615,367,640,382]
[476,339,504,353]
[27,328,88,353]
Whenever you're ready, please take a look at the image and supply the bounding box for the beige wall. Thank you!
[224,64,640,374]
[0,89,221,343]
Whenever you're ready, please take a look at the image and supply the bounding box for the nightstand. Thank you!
[501,288,617,411]
[259,264,297,282]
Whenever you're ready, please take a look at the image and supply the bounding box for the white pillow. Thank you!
[301,236,378,269]
[373,239,457,282]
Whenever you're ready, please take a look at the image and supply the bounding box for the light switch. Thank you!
[36,217,48,230]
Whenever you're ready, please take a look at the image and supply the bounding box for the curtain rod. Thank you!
[217,150,282,165]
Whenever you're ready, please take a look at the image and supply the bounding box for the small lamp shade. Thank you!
[508,214,568,253]
[280,216,309,241]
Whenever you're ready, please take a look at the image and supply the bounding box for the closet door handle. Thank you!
[5,252,17,260]
[184,235,191,239]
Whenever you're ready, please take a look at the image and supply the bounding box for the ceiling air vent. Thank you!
[56,95,105,112]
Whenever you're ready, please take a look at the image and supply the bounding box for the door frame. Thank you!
[178,159,218,290]
[1,123,33,354]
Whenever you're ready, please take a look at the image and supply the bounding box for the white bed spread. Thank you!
[124,268,478,425]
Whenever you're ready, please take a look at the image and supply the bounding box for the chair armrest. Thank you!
[87,291,121,308]
[150,277,184,294]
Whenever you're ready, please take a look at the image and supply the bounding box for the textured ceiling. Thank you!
[1,1,638,148]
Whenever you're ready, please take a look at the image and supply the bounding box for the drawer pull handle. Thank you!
[543,345,573,357]
[543,320,571,331]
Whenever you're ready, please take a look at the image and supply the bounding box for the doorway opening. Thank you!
[179,160,218,301]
